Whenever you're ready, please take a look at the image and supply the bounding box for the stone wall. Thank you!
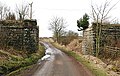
[0,20,39,53]
[100,24,120,59]
[82,27,95,55]
[83,23,120,58]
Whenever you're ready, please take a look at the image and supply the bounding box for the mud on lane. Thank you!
[26,42,94,76]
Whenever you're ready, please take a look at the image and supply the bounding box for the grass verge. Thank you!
[6,65,33,76]
[0,44,45,76]
[51,42,108,76]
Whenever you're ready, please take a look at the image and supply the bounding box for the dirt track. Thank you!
[22,42,94,76]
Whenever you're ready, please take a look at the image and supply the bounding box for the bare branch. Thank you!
[0,3,10,20]
[15,3,29,20]
[91,5,98,21]
[91,0,120,23]
[103,0,120,20]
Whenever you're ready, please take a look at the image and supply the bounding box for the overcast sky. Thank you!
[0,0,120,37]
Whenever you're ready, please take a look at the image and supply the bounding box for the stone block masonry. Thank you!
[0,20,39,54]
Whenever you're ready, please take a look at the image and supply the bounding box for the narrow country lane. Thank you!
[32,42,94,76]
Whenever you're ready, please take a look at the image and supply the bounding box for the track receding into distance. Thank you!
[31,42,94,76]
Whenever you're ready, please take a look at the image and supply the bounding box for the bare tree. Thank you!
[16,3,29,20]
[0,2,10,20]
[6,12,16,20]
[91,0,120,57]
[49,16,67,43]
